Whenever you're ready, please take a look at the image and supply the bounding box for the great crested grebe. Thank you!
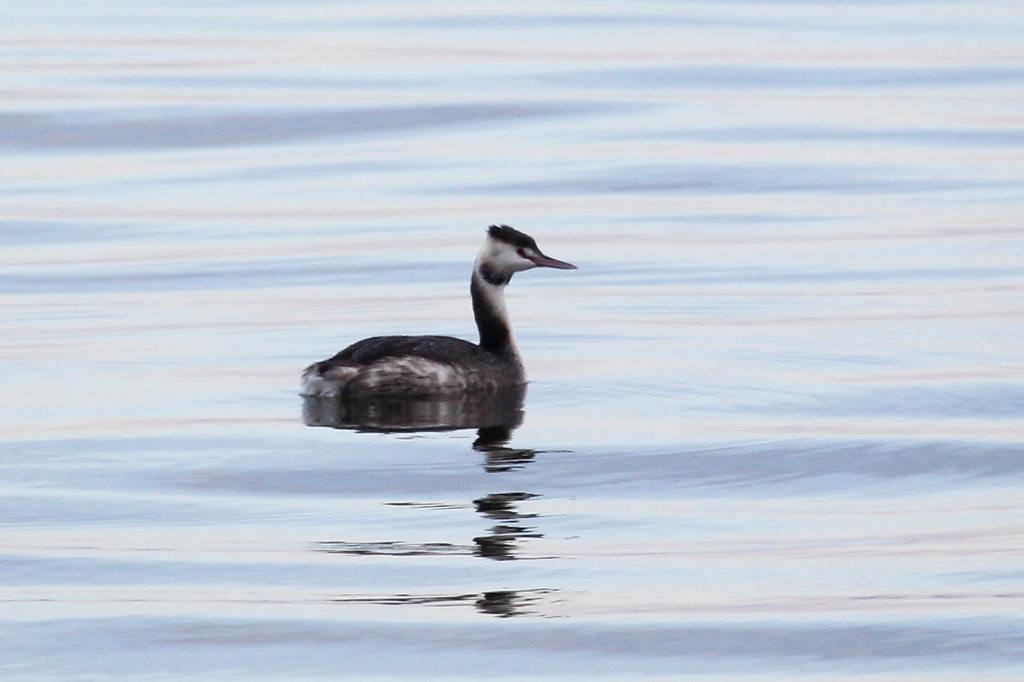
[301,225,576,397]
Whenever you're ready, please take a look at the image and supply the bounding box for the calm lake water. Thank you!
[2,1,1023,679]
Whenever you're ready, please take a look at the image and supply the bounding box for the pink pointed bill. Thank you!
[530,253,577,269]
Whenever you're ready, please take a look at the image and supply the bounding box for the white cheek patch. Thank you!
[495,250,526,272]
[480,241,534,274]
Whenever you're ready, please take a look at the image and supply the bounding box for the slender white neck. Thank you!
[471,255,519,360]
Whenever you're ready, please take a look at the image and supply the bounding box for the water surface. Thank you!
[2,1,1023,679]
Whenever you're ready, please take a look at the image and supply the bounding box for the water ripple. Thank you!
[0,102,589,152]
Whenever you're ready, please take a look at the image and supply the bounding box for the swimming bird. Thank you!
[301,225,576,397]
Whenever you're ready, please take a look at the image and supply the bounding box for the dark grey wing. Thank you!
[318,335,493,370]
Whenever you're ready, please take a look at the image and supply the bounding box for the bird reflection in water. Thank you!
[473,425,536,472]
[303,385,540,475]
[304,385,555,614]
[302,384,526,434]
[472,492,542,561]
[328,588,556,619]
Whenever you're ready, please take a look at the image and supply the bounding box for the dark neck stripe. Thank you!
[471,274,512,354]
[478,262,511,287]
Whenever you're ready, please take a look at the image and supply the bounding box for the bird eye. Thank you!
[516,248,526,258]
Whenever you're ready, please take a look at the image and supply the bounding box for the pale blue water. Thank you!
[2,1,1023,679]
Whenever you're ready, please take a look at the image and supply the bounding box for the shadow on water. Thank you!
[305,386,558,616]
